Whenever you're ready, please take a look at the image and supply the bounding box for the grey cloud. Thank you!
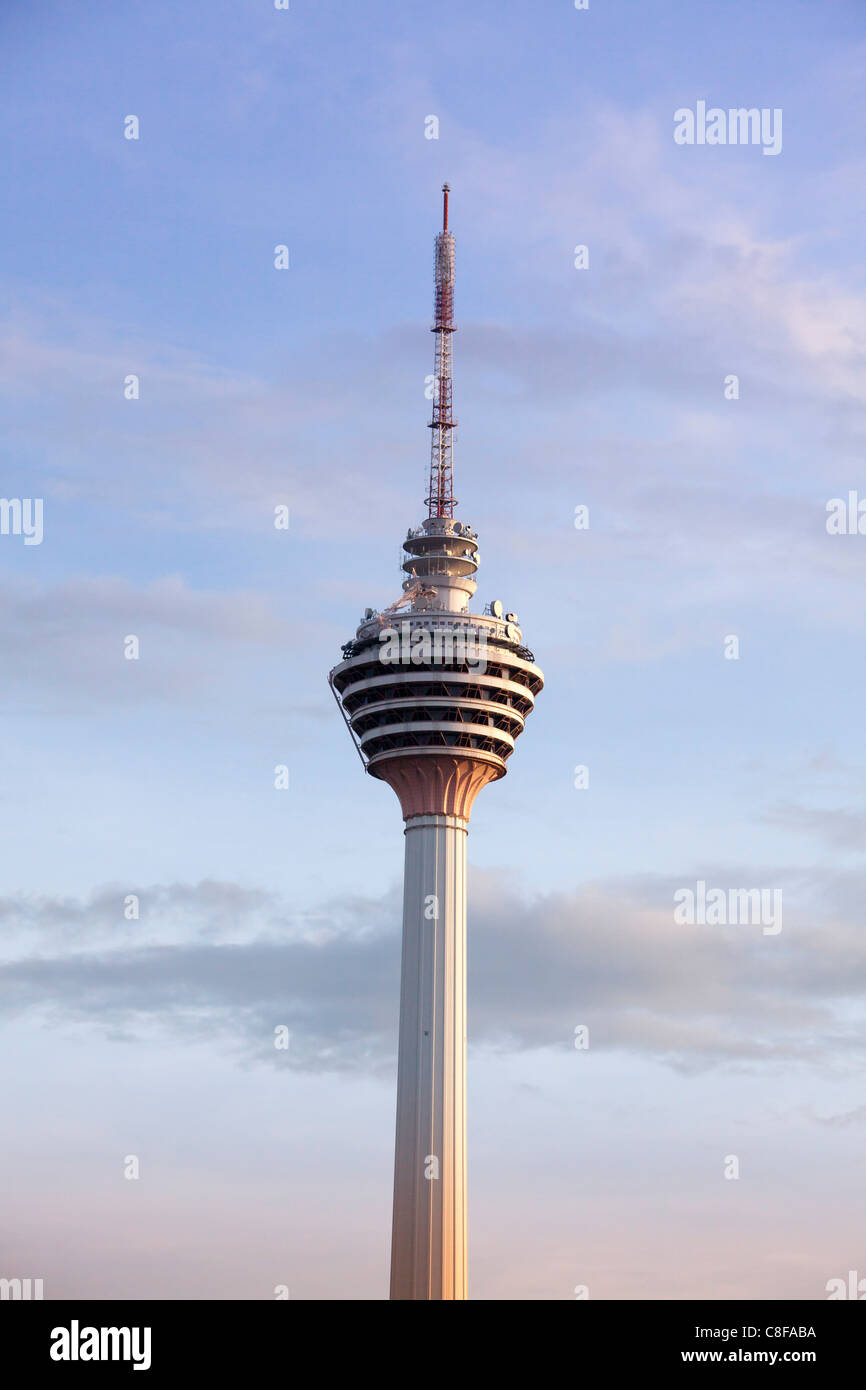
[814,1105,866,1128]
[763,803,866,851]
[0,573,315,713]
[1,869,863,1074]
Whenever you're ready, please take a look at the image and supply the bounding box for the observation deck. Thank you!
[330,516,543,817]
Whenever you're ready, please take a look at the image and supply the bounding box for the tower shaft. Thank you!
[390,813,467,1299]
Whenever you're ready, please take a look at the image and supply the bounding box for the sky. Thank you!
[1,0,865,1299]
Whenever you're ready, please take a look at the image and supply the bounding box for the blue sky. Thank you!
[1,0,865,1298]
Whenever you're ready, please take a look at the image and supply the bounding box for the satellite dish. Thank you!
[505,622,519,643]
[491,599,503,618]
[364,607,375,619]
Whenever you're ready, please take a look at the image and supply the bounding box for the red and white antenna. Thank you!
[426,183,457,518]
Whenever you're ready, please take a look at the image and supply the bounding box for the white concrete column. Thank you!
[389,813,468,1300]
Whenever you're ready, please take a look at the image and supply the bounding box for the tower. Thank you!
[329,186,543,1300]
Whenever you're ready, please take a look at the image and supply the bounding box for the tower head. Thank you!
[329,187,543,821]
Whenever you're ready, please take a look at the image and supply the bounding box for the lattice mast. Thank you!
[426,183,457,518]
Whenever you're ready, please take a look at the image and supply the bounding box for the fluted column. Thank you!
[389,813,468,1300]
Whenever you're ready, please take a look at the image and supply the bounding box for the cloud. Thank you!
[0,573,311,712]
[2,867,863,1074]
[763,803,866,851]
[814,1104,866,1129]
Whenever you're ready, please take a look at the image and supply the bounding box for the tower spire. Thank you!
[426,183,457,518]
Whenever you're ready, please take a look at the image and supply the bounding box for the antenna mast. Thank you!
[426,183,457,518]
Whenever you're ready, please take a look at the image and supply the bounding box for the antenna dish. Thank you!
[491,599,503,618]
[505,622,519,643]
